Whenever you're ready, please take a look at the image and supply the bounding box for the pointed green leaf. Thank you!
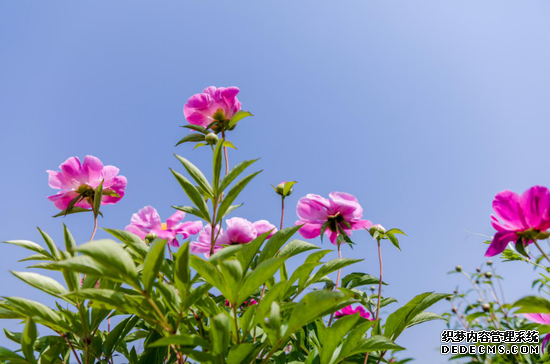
[175,133,206,146]
[171,169,210,221]
[216,170,262,223]
[175,154,213,197]
[142,239,167,293]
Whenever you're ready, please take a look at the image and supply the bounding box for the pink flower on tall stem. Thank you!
[183,86,242,128]
[295,192,371,244]
[486,186,550,257]
[47,156,127,211]
[523,314,550,352]
[335,305,373,320]
[125,206,202,247]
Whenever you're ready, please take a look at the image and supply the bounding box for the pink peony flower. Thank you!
[47,156,127,211]
[523,314,550,352]
[190,218,277,258]
[183,86,242,128]
[125,206,202,247]
[486,186,550,257]
[295,192,371,245]
[189,225,224,258]
[335,305,373,320]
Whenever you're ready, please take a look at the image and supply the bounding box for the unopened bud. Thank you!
[476,267,481,273]
[445,296,452,301]
[455,265,462,272]
[453,290,458,295]
[487,260,493,266]
[275,181,294,197]
[484,271,493,279]
[145,233,157,243]
[482,303,491,312]
[452,307,458,313]
[205,133,218,145]
[370,286,376,292]
[369,224,386,236]
[477,298,483,303]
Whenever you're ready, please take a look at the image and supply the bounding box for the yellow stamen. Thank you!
[161,223,168,231]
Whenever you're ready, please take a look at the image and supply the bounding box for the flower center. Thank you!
[161,223,168,231]
[327,213,344,233]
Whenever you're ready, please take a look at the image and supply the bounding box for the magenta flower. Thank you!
[125,206,202,247]
[335,305,373,320]
[486,186,550,257]
[47,156,127,211]
[523,314,550,352]
[183,86,242,128]
[190,225,224,258]
[295,192,371,245]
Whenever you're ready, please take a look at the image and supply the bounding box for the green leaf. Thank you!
[3,297,68,332]
[52,255,119,280]
[236,231,271,272]
[219,259,243,304]
[10,272,69,300]
[238,258,285,307]
[63,224,77,256]
[342,273,387,288]
[337,320,377,361]
[171,169,211,221]
[386,228,406,235]
[2,240,51,259]
[223,140,237,149]
[348,335,404,356]
[285,290,351,337]
[320,313,360,364]
[308,258,363,286]
[211,313,230,356]
[93,180,104,219]
[222,204,243,218]
[174,242,191,301]
[258,225,301,264]
[283,181,297,196]
[227,343,255,364]
[21,317,37,364]
[0,346,27,361]
[52,206,92,218]
[182,125,208,134]
[212,138,224,194]
[172,205,207,220]
[37,228,59,261]
[277,239,319,259]
[104,316,139,356]
[148,334,209,349]
[75,239,139,288]
[219,159,259,193]
[228,110,253,128]
[384,292,449,340]
[175,154,214,197]
[142,239,167,293]
[216,170,262,223]
[102,228,149,260]
[189,256,227,294]
[175,133,206,146]
[514,296,550,314]
[386,231,401,251]
[406,311,444,328]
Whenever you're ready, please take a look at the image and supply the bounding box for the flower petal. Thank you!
[485,231,517,257]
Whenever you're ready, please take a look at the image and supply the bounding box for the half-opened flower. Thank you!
[190,225,224,258]
[126,206,202,247]
[183,86,242,128]
[296,192,371,244]
[486,186,550,257]
[218,217,258,245]
[47,156,127,211]
[523,314,550,352]
[335,305,373,320]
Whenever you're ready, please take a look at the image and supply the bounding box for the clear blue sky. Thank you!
[1,1,550,362]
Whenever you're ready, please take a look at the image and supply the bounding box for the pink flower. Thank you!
[190,218,277,258]
[252,220,278,238]
[486,186,550,257]
[47,156,127,211]
[523,314,550,352]
[183,86,242,128]
[295,192,371,245]
[125,206,202,247]
[335,305,373,320]
[189,225,224,258]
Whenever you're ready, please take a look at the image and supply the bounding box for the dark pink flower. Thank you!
[190,225,224,258]
[523,314,550,352]
[335,305,373,320]
[47,156,127,210]
[126,206,202,247]
[486,186,550,257]
[183,86,242,128]
[295,192,371,245]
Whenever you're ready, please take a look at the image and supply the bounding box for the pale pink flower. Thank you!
[125,206,202,247]
[190,225,224,258]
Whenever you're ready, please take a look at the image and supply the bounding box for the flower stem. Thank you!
[280,197,285,230]
[375,239,383,321]
[534,240,550,265]
[210,196,219,257]
[90,214,98,242]
[327,243,343,326]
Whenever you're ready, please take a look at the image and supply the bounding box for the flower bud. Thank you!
[145,233,157,243]
[455,265,462,272]
[445,296,452,301]
[205,133,218,145]
[484,271,493,279]
[369,224,386,236]
[275,181,294,197]
[453,290,458,294]
[452,307,458,313]
[370,286,376,292]
[476,267,481,273]
[487,260,493,266]
[537,231,550,240]
[482,303,491,312]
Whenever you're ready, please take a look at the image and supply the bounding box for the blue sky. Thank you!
[1,1,550,362]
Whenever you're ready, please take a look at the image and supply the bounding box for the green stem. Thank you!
[327,243,342,326]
